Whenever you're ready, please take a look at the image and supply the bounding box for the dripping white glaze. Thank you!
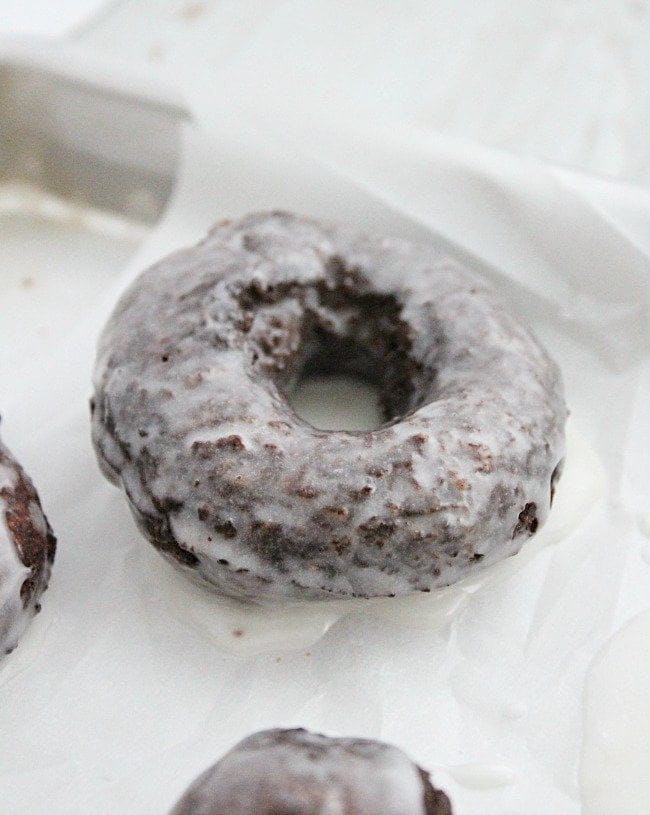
[446,762,515,790]
[139,421,602,655]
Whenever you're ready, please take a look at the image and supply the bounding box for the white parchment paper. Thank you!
[1,4,649,813]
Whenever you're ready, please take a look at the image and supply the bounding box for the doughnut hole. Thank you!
[237,261,440,432]
[288,371,383,432]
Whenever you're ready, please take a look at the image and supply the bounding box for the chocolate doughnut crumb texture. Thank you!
[92,212,567,601]
[170,728,452,815]
[0,437,56,655]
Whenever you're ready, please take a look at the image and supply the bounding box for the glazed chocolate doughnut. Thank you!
[169,728,452,815]
[91,212,566,601]
[0,433,56,655]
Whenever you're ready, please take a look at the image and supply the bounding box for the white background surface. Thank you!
[3,0,650,185]
[0,2,649,814]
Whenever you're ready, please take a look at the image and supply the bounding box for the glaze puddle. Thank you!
[133,422,604,655]
[447,762,516,790]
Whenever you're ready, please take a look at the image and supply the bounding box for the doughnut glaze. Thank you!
[91,212,567,601]
[0,434,56,655]
[169,728,452,815]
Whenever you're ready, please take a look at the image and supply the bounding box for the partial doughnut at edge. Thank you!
[169,728,453,815]
[0,433,56,655]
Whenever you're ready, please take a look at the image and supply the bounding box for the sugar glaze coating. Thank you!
[169,728,452,815]
[91,212,566,601]
[0,435,56,655]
